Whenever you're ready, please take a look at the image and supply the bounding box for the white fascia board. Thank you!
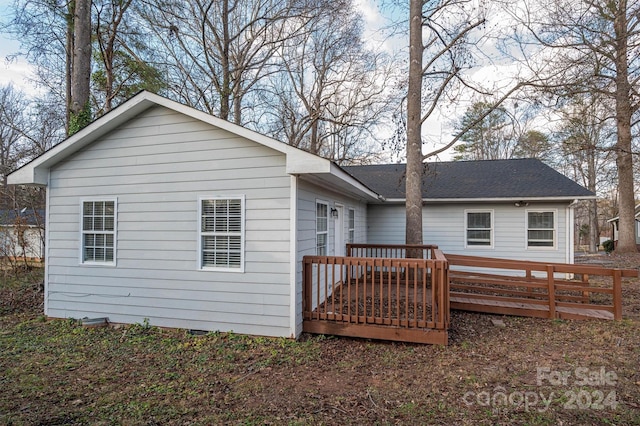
[285,155,332,174]
[381,196,596,204]
[328,163,380,200]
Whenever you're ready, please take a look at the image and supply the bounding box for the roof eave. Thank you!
[8,91,344,186]
[380,196,596,203]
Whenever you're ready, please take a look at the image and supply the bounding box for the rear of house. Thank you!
[9,92,375,338]
[9,92,595,339]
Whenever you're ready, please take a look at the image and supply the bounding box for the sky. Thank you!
[0,0,507,161]
[0,0,34,90]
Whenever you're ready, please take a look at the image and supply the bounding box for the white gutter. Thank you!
[382,196,596,203]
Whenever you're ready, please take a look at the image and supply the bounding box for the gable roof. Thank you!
[8,91,379,201]
[344,159,595,202]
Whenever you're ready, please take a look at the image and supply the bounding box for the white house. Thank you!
[0,209,45,261]
[607,204,640,249]
[8,91,595,338]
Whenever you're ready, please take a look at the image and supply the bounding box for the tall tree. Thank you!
[514,130,552,161]
[556,95,616,253]
[406,0,424,246]
[68,0,92,134]
[453,102,513,160]
[267,0,396,162]
[405,0,503,246]
[92,0,165,115]
[139,0,308,125]
[4,0,73,130]
[0,85,28,194]
[510,0,640,252]
[453,101,553,161]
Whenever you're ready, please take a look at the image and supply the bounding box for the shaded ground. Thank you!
[1,255,639,425]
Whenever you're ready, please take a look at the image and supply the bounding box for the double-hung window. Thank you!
[348,208,355,243]
[465,210,493,247]
[316,201,328,255]
[200,197,244,271]
[81,199,116,264]
[527,211,555,248]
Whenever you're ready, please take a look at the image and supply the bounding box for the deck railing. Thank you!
[446,254,637,320]
[302,252,449,345]
[346,243,439,260]
[302,244,637,345]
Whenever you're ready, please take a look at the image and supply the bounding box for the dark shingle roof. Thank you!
[0,209,45,226]
[343,158,594,200]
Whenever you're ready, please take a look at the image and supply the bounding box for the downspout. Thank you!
[567,199,579,264]
[44,173,51,315]
[289,174,299,338]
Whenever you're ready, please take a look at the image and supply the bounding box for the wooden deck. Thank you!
[303,250,450,345]
[302,244,638,345]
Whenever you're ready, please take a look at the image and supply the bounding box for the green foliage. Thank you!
[92,50,166,111]
[602,239,615,253]
[453,102,512,161]
[68,101,92,135]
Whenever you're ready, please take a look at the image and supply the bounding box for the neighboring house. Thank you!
[7,91,595,338]
[0,208,45,261]
[607,204,640,248]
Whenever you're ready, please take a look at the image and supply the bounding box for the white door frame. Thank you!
[334,204,345,256]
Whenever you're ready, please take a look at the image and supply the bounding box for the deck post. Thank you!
[303,260,312,319]
[547,265,556,318]
[613,269,622,320]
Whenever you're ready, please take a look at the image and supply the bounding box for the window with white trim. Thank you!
[316,201,328,255]
[348,208,355,243]
[81,200,116,264]
[465,210,492,247]
[200,197,244,270]
[527,211,555,248]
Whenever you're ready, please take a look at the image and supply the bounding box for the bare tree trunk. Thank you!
[406,0,423,248]
[69,0,91,134]
[65,2,74,135]
[613,0,637,253]
[219,0,231,121]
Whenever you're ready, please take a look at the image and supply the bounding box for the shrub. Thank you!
[602,239,615,254]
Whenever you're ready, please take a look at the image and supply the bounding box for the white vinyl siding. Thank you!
[81,199,116,265]
[348,208,355,243]
[367,203,568,263]
[316,201,328,255]
[199,197,244,271]
[527,210,556,248]
[465,210,492,248]
[46,106,291,337]
[295,180,368,335]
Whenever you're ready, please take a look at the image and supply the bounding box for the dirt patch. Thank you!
[1,256,639,425]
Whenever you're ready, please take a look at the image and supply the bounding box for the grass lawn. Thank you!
[1,256,639,425]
